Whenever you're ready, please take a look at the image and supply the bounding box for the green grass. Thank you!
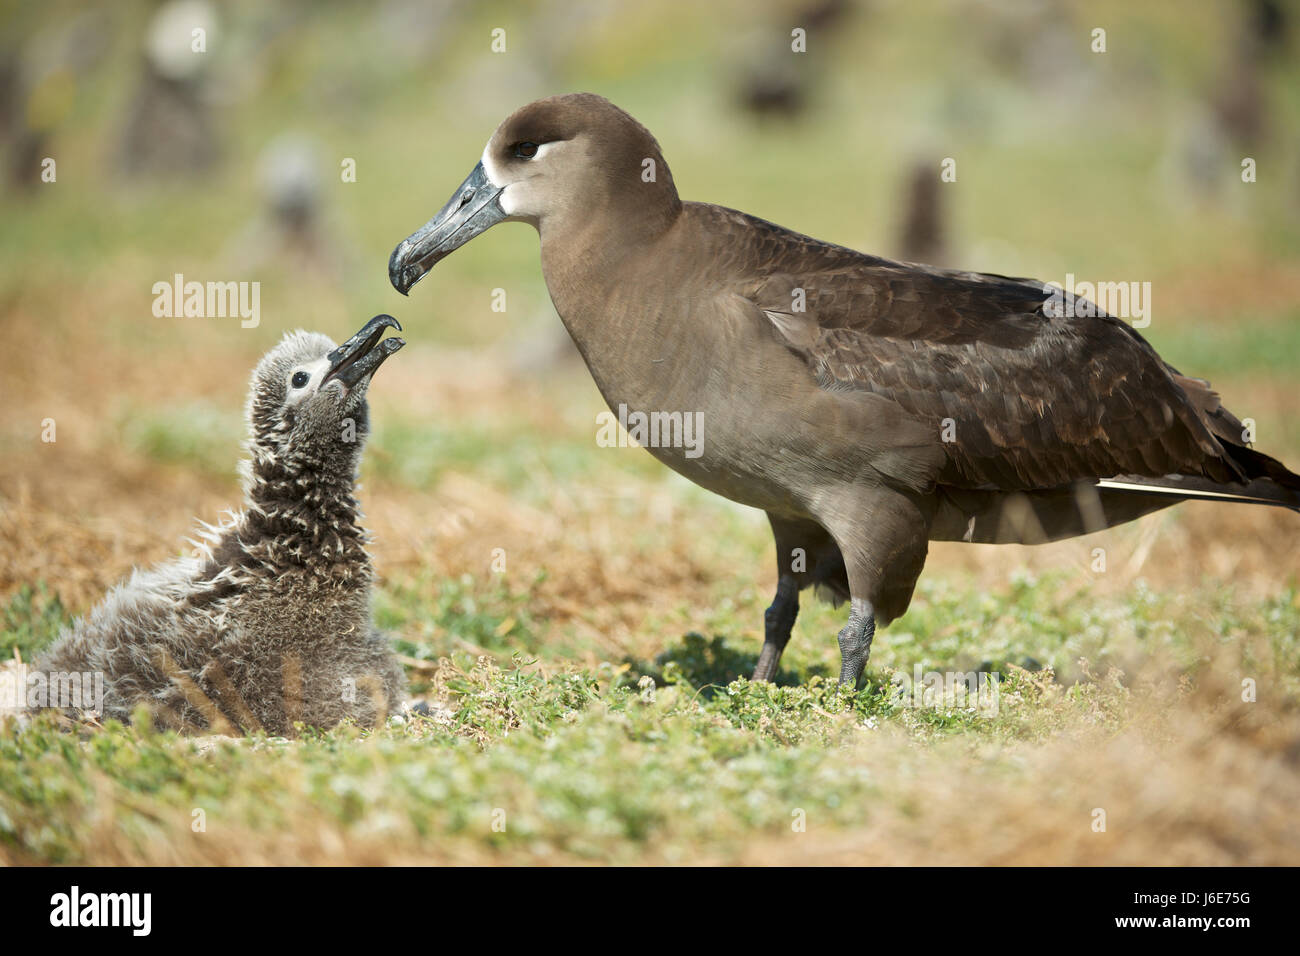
[367,416,630,499]
[378,569,553,669]
[0,652,1081,864]
[115,400,243,479]
[4,572,1296,863]
[1145,309,1300,381]
[0,584,71,662]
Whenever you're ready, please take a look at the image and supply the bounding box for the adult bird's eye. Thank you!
[514,141,539,159]
[291,371,310,389]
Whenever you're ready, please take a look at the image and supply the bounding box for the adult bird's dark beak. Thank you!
[388,161,507,295]
[324,314,405,388]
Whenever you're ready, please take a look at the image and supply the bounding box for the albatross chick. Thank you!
[35,316,408,733]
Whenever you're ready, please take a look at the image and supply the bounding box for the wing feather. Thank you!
[705,203,1241,491]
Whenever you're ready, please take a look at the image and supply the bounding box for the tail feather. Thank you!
[1224,443,1300,492]
[1097,473,1300,512]
[1155,371,1300,509]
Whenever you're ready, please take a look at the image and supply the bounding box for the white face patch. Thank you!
[481,139,509,209]
[483,138,562,220]
[285,355,332,406]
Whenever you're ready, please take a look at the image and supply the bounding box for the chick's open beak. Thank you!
[324,314,405,388]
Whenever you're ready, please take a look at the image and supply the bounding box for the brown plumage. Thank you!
[389,93,1300,687]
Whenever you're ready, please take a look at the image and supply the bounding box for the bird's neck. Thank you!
[538,205,696,408]
[537,174,681,297]
[242,453,372,570]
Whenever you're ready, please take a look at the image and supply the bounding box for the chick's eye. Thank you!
[291,371,310,389]
[514,141,539,159]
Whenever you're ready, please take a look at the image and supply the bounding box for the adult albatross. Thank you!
[389,92,1299,687]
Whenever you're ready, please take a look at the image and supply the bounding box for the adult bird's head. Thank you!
[389,93,681,295]
[245,314,404,478]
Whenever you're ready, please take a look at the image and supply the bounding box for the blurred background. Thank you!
[1,0,1298,679]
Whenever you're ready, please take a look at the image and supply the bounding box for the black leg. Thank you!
[836,597,876,687]
[752,575,799,682]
